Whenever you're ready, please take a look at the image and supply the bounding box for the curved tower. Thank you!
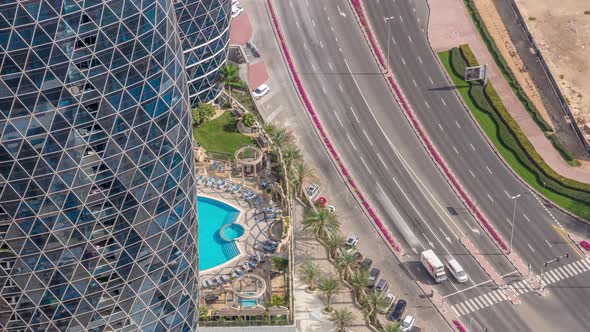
[0,1,199,331]
[175,0,232,105]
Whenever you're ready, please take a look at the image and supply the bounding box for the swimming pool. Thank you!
[240,293,258,308]
[197,196,241,271]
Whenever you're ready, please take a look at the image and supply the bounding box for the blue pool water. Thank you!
[240,293,258,308]
[221,223,245,240]
[198,196,241,271]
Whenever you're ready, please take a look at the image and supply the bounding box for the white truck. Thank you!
[420,250,446,283]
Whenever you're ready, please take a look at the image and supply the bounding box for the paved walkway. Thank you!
[248,61,269,89]
[428,0,590,183]
[230,13,253,46]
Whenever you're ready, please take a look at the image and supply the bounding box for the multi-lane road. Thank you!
[266,0,590,330]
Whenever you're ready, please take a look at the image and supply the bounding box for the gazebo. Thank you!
[234,145,264,177]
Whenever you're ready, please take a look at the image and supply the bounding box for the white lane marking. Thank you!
[331,25,334,32]
[422,233,435,248]
[418,56,423,64]
[339,48,342,52]
[527,243,535,252]
[408,35,413,43]
[303,42,307,50]
[455,121,461,129]
[451,306,460,317]
[453,146,459,154]
[438,123,444,131]
[305,0,309,7]
[290,1,293,8]
[312,19,316,27]
[523,213,530,222]
[333,110,344,127]
[439,227,452,244]
[377,153,389,169]
[321,84,327,95]
[428,76,433,84]
[359,156,372,174]
[363,129,373,146]
[486,166,493,174]
[399,15,404,22]
[336,5,347,17]
[296,20,300,28]
[412,79,417,87]
[392,36,396,45]
[329,62,333,71]
[487,194,494,202]
[319,40,323,48]
[401,57,406,65]
[469,169,475,177]
[424,101,430,109]
[346,134,358,151]
[311,63,316,71]
[470,143,476,151]
[338,83,344,92]
[349,106,360,123]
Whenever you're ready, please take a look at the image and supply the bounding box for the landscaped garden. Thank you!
[193,111,256,158]
[439,45,590,221]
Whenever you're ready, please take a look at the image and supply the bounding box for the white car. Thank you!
[400,315,415,332]
[446,257,468,283]
[231,5,244,19]
[345,234,359,247]
[252,84,270,99]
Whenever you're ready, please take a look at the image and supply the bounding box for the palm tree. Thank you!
[299,261,320,291]
[268,125,292,149]
[349,269,370,300]
[269,294,284,307]
[380,322,401,332]
[282,145,302,174]
[335,250,358,281]
[318,274,342,312]
[360,291,389,325]
[329,308,355,332]
[302,208,340,241]
[290,161,318,198]
[324,232,345,260]
[220,63,240,101]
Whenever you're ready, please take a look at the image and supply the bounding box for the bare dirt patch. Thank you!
[515,0,590,140]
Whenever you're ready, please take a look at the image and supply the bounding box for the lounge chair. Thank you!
[253,196,263,206]
[214,276,223,285]
[245,193,256,201]
[242,189,252,199]
[243,263,252,272]
[264,206,275,213]
[226,183,236,192]
[219,164,225,172]
[232,268,243,278]
[221,275,230,283]
[196,175,205,185]
[232,185,242,194]
[211,160,219,170]
[262,243,276,252]
[201,280,208,289]
[218,180,228,190]
[261,179,270,188]
[206,279,216,287]
[214,178,222,187]
[248,259,259,269]
[206,177,214,187]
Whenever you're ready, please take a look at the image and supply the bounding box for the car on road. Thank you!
[400,314,415,331]
[375,279,388,293]
[446,257,468,283]
[368,267,380,288]
[387,299,407,322]
[359,258,373,270]
[345,233,359,247]
[252,84,270,99]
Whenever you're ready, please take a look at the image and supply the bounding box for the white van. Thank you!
[446,258,468,283]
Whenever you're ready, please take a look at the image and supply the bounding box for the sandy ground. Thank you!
[515,0,590,140]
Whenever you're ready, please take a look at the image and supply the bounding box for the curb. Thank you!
[264,0,403,255]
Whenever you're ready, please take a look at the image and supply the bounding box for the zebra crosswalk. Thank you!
[451,256,590,317]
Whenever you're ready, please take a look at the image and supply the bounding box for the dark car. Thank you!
[359,258,373,270]
[387,299,407,322]
[368,267,380,288]
[375,279,388,293]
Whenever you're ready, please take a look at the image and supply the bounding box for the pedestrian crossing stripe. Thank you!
[451,257,590,317]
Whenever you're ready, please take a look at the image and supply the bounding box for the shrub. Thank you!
[191,103,216,127]
[459,44,479,67]
[545,133,580,166]
[242,112,256,127]
[580,241,590,251]
[528,16,536,21]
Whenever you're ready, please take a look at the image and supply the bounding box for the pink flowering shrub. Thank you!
[266,0,400,252]
[580,240,590,251]
[453,320,467,332]
[350,0,386,70]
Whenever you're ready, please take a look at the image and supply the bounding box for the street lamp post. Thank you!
[509,194,521,254]
[539,252,569,290]
[384,16,394,73]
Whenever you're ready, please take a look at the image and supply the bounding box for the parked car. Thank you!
[400,314,415,331]
[387,299,407,322]
[359,258,373,270]
[353,251,364,264]
[446,257,468,283]
[252,84,270,99]
[375,279,389,293]
[368,267,380,288]
[345,233,359,247]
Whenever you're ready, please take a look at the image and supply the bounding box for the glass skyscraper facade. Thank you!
[175,0,231,105]
[0,1,199,331]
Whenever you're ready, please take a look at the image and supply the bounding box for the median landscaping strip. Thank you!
[439,45,590,221]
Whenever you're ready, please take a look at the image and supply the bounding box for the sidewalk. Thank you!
[427,0,590,184]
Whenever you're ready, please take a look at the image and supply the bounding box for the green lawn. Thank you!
[193,111,256,159]
[438,50,590,221]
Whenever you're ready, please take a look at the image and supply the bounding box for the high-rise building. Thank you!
[175,0,232,105]
[0,1,199,331]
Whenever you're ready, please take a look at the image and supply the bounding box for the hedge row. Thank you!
[459,44,479,67]
[546,133,580,166]
[447,48,590,207]
[462,0,554,133]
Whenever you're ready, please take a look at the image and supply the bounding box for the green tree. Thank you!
[268,125,292,149]
[360,291,389,325]
[329,308,355,332]
[271,256,289,273]
[191,102,216,127]
[380,322,401,332]
[290,161,318,198]
[324,232,345,260]
[302,207,340,241]
[318,274,342,312]
[269,294,285,307]
[349,269,370,300]
[282,145,302,174]
[242,112,256,127]
[198,305,209,320]
[299,261,320,291]
[220,63,240,101]
[335,249,358,281]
